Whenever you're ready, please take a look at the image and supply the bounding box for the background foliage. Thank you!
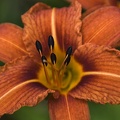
[0,0,120,120]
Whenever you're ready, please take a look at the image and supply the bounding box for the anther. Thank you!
[51,53,57,64]
[36,40,42,53]
[48,35,54,50]
[41,56,47,66]
[64,55,71,66]
[66,46,72,56]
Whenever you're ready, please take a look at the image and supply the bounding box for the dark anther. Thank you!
[66,46,72,56]
[64,56,71,66]
[48,35,54,49]
[51,53,57,64]
[36,40,42,52]
[41,56,47,66]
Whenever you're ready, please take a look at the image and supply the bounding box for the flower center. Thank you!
[36,35,83,94]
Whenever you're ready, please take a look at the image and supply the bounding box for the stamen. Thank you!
[35,40,42,54]
[66,46,72,56]
[64,55,71,66]
[41,56,47,66]
[48,35,54,51]
[59,46,72,70]
[41,55,50,84]
[35,41,50,85]
[51,53,57,64]
[35,39,73,91]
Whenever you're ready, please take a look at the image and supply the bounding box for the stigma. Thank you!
[35,35,83,94]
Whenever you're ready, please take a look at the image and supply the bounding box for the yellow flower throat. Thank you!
[36,36,83,95]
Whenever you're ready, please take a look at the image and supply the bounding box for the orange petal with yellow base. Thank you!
[0,56,52,116]
[70,43,120,104]
[22,2,82,63]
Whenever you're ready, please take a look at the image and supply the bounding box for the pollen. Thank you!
[36,35,83,94]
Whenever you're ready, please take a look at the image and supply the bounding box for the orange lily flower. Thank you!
[0,2,120,120]
[71,0,118,9]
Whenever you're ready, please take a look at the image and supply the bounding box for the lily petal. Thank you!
[82,6,120,47]
[22,3,51,62]
[0,56,51,116]
[0,23,28,63]
[70,43,120,104]
[74,0,117,9]
[48,94,90,120]
[54,1,82,52]
[22,2,82,62]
